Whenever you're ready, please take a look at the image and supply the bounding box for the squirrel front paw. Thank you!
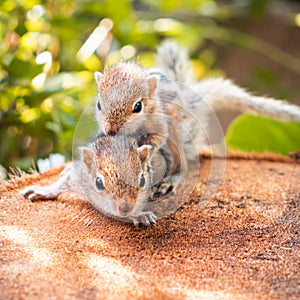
[20,186,57,201]
[152,175,179,197]
[129,211,157,226]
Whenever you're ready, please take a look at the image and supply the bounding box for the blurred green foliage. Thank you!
[226,115,300,155]
[0,0,300,176]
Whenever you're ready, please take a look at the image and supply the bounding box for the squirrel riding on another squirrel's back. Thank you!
[94,41,300,175]
[94,61,187,178]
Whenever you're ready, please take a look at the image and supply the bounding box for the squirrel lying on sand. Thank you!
[21,134,159,226]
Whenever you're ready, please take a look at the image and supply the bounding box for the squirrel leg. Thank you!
[152,174,179,197]
[20,164,75,201]
[21,185,59,201]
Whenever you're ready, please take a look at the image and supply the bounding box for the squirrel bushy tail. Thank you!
[157,40,195,85]
[157,40,300,122]
[156,40,300,157]
[191,78,300,122]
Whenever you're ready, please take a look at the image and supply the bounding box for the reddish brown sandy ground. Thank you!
[0,153,299,299]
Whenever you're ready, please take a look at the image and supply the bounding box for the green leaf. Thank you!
[3,57,42,78]
[226,114,300,155]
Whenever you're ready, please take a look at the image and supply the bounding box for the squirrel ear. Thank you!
[147,76,157,95]
[94,72,104,85]
[80,147,97,176]
[138,145,152,164]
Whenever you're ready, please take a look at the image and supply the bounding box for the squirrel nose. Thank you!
[118,202,134,217]
[104,122,117,136]
[106,130,116,136]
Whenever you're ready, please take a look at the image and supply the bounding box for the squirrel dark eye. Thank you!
[132,101,142,113]
[95,177,105,191]
[139,174,145,188]
[97,100,101,111]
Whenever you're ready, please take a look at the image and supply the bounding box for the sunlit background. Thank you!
[1,0,300,178]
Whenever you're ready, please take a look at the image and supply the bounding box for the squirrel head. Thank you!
[94,62,161,136]
[80,134,153,219]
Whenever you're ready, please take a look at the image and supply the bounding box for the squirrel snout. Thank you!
[104,122,118,136]
[118,202,134,217]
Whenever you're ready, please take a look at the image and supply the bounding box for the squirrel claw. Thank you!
[130,211,157,226]
[20,186,56,201]
[152,183,172,197]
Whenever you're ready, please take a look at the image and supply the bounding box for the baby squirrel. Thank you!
[21,134,161,226]
[94,41,300,176]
